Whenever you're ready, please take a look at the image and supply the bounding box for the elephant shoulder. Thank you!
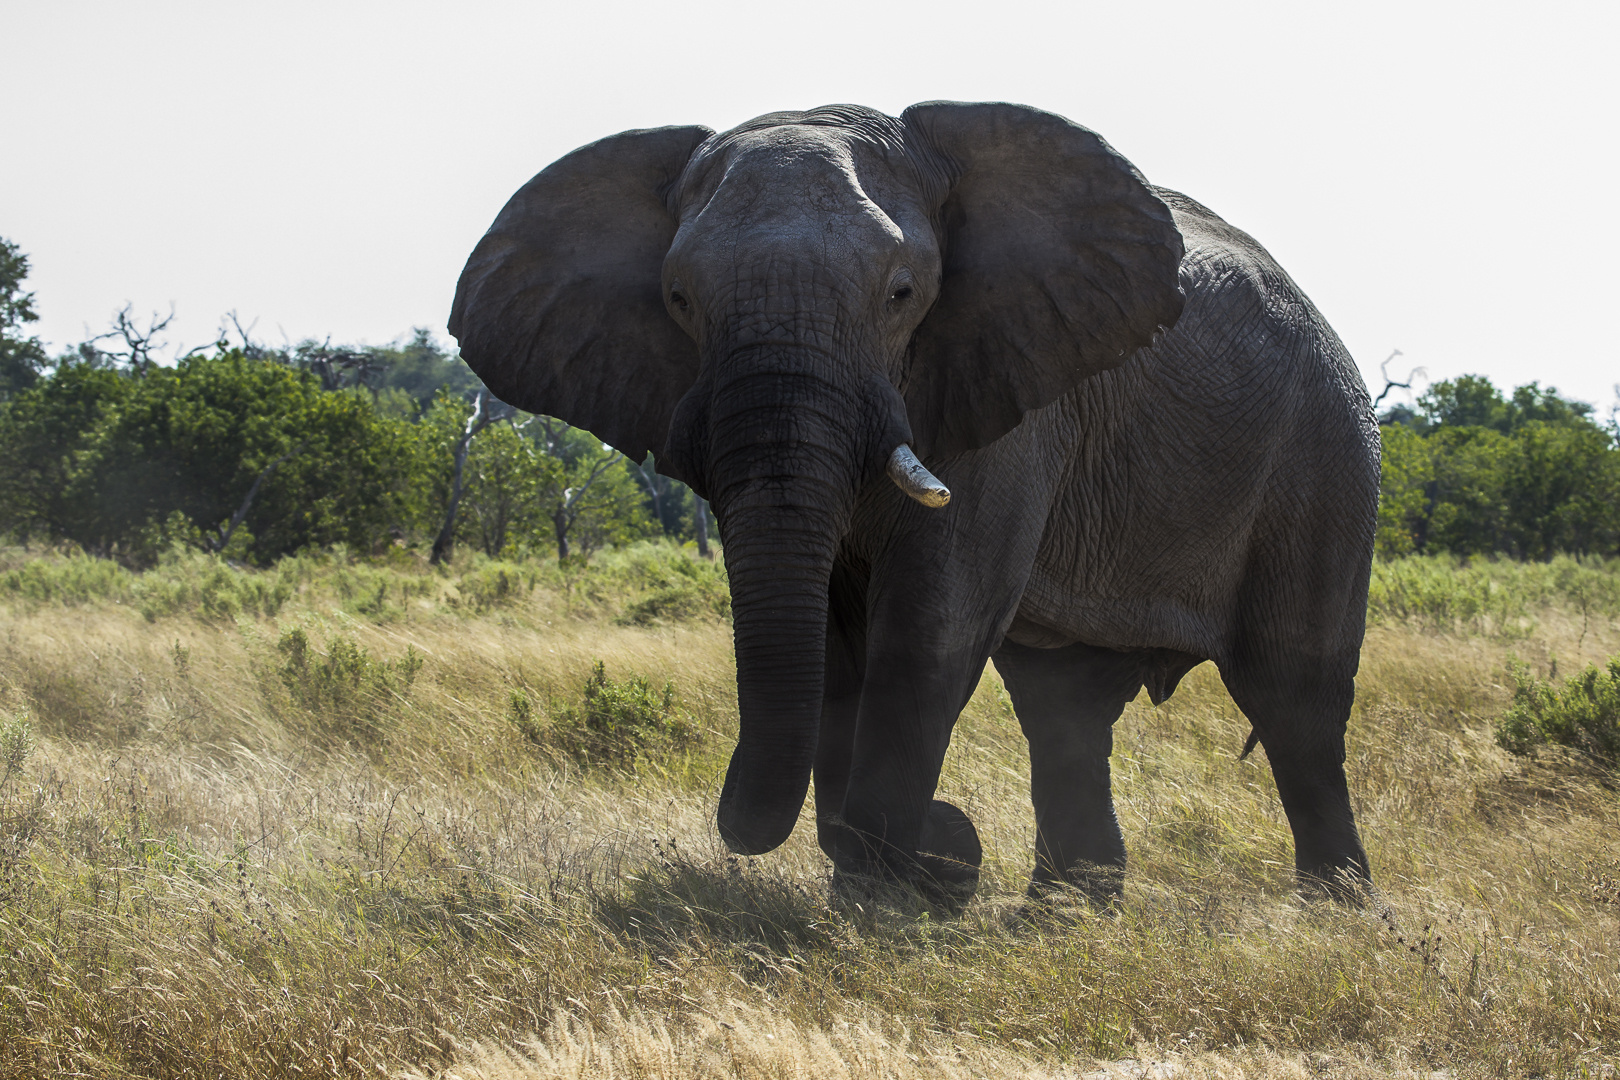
[1148,185,1282,284]
[1143,185,1374,439]
[1148,185,1343,364]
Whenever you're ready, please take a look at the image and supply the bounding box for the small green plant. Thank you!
[1496,656,1620,766]
[0,708,35,791]
[508,689,542,744]
[277,628,422,742]
[553,660,700,763]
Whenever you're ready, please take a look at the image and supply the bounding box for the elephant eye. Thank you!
[669,290,690,312]
[889,285,913,302]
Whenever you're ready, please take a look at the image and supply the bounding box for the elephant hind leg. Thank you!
[993,639,1147,903]
[1219,655,1372,900]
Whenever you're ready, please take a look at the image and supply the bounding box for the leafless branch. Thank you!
[83,304,177,373]
[1371,349,1427,411]
[293,336,392,394]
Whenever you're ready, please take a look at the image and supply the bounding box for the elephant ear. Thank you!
[900,102,1185,457]
[448,124,713,462]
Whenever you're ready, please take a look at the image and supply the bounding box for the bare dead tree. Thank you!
[81,304,177,374]
[1371,349,1426,413]
[431,389,517,565]
[221,310,283,362]
[295,337,390,396]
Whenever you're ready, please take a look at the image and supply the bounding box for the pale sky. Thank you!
[5,1,1617,414]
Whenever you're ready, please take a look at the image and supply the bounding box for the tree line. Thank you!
[0,238,710,565]
[5,236,1618,566]
[1377,374,1620,559]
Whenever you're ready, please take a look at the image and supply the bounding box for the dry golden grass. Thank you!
[1,545,1617,1078]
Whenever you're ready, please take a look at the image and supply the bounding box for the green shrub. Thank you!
[0,552,134,605]
[508,689,542,744]
[613,550,730,626]
[133,551,294,620]
[277,628,422,742]
[542,660,700,763]
[1367,556,1533,636]
[452,562,539,612]
[1496,657,1620,766]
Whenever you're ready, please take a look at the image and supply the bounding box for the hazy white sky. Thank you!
[5,1,1617,412]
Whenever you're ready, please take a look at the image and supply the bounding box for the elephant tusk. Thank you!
[887,444,951,508]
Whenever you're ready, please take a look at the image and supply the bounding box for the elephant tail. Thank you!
[1239,727,1261,762]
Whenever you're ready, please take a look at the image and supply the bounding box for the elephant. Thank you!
[449,101,1380,905]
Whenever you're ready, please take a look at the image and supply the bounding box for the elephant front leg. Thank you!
[830,426,1060,904]
[813,564,867,860]
[993,640,1146,904]
[832,640,992,904]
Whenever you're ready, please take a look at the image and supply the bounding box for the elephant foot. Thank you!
[1027,859,1125,910]
[915,799,983,910]
[830,800,983,914]
[1296,863,1378,908]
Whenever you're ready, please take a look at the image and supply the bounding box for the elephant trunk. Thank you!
[704,354,906,855]
[715,503,839,854]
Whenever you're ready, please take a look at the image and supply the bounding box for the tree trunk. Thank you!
[432,390,510,566]
[431,435,472,566]
[553,507,571,562]
[694,497,712,559]
[213,443,301,555]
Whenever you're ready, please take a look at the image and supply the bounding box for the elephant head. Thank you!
[449,102,1184,859]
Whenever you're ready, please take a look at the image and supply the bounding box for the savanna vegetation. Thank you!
[3,238,1619,1077]
[1,544,1617,1079]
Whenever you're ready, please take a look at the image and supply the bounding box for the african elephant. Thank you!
[449,101,1379,904]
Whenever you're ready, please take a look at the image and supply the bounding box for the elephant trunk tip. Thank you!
[887,444,951,508]
[717,791,799,856]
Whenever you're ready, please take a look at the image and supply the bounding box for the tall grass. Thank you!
[1,546,1616,1078]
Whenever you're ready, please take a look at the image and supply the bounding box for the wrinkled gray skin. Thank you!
[450,102,1379,904]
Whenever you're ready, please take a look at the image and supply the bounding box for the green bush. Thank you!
[0,547,298,619]
[609,546,730,626]
[451,562,540,612]
[1496,657,1620,766]
[535,660,701,763]
[0,707,34,790]
[277,628,422,742]
[0,552,134,605]
[135,552,295,621]
[616,555,730,626]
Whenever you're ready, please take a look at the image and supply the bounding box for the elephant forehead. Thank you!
[682,119,924,214]
[672,144,912,268]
